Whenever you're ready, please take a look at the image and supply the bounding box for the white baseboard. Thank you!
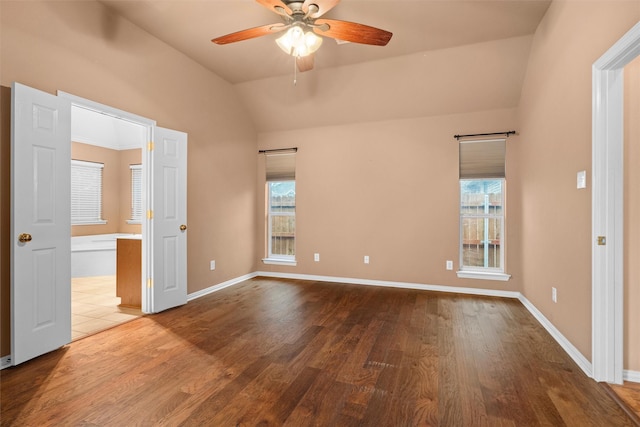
[187,272,258,301]
[517,294,592,378]
[0,355,12,370]
[254,271,522,299]
[624,369,640,383]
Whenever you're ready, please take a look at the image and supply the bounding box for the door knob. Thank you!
[18,233,32,243]
[180,224,187,231]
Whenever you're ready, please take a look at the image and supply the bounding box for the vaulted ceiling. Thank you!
[100,0,552,131]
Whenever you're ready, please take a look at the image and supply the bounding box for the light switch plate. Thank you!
[577,170,586,189]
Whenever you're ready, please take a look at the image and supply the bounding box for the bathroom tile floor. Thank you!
[72,276,142,341]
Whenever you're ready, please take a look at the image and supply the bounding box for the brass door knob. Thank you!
[18,233,32,243]
[180,224,187,231]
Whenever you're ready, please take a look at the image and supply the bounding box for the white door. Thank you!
[11,82,71,366]
[150,127,187,312]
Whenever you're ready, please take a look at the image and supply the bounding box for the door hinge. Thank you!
[147,210,153,219]
[597,236,607,246]
[147,141,154,151]
[147,278,153,289]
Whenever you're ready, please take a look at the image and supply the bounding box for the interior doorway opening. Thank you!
[592,21,640,385]
[65,97,149,340]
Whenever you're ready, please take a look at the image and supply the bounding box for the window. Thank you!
[460,179,504,270]
[128,164,142,224]
[71,160,106,225]
[268,181,296,259]
[263,150,296,265]
[458,139,509,280]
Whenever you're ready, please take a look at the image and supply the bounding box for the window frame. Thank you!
[264,180,297,266]
[70,159,106,226]
[457,178,510,281]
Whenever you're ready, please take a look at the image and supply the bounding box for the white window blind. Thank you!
[71,160,105,225]
[130,164,142,223]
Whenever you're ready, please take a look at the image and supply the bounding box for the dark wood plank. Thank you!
[0,277,635,426]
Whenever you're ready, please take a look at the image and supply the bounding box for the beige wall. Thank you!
[256,108,522,293]
[516,1,640,361]
[0,1,258,358]
[625,55,640,371]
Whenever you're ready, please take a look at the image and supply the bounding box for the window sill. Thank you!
[72,220,107,226]
[262,258,297,267]
[456,270,511,281]
[127,219,142,225]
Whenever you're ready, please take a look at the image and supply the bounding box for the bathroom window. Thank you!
[71,160,106,225]
[128,164,142,224]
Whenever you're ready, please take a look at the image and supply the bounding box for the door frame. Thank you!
[58,91,156,313]
[592,21,640,384]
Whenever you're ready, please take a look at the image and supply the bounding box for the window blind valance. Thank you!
[459,139,506,179]
[265,151,296,181]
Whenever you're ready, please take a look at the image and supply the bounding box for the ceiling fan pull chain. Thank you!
[293,55,298,86]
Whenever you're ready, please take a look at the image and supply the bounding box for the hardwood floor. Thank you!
[1,277,634,426]
[606,382,640,424]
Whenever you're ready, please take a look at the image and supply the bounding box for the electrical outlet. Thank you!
[552,287,557,303]
[364,255,370,264]
[446,260,453,270]
[210,260,216,271]
[314,253,320,262]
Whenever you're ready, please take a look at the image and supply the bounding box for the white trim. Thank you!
[518,294,592,377]
[262,258,297,267]
[57,91,155,314]
[254,271,521,299]
[592,20,640,384]
[187,272,259,301]
[456,271,511,281]
[58,91,156,126]
[624,370,640,383]
[0,355,12,370]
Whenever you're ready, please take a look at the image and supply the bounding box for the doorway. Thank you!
[10,83,188,367]
[68,104,146,340]
[592,21,640,384]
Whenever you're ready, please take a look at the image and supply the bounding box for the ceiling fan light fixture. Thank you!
[276,25,322,57]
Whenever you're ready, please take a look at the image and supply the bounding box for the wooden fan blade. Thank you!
[313,19,392,46]
[256,0,292,16]
[296,54,315,72]
[212,23,286,45]
[302,0,340,18]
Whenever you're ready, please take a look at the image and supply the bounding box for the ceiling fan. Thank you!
[211,0,393,72]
